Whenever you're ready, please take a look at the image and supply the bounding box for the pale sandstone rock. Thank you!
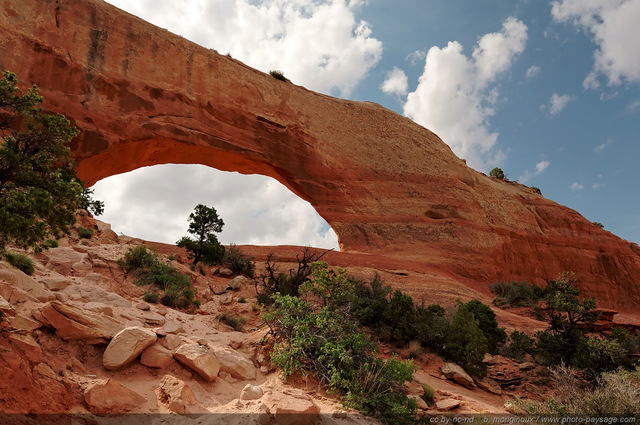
[519,362,536,371]
[436,399,461,412]
[409,394,428,410]
[140,343,173,369]
[36,301,124,341]
[8,333,42,362]
[211,346,257,380]
[136,302,151,311]
[441,363,476,389]
[8,315,42,331]
[83,302,113,316]
[103,327,157,370]
[41,277,71,291]
[0,266,53,301]
[173,343,220,382]
[163,322,185,334]
[84,379,147,413]
[227,275,252,290]
[262,389,320,425]
[161,334,183,350]
[158,374,197,413]
[240,384,264,401]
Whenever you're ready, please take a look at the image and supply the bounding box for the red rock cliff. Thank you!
[1,0,639,310]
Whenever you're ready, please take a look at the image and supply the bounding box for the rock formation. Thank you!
[1,0,639,310]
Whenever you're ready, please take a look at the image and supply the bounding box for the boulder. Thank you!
[0,266,53,301]
[240,384,264,401]
[173,344,220,382]
[41,277,71,291]
[408,394,428,410]
[158,375,197,413]
[84,379,147,413]
[162,321,185,334]
[136,302,151,311]
[262,388,320,425]
[227,275,252,291]
[211,346,257,380]
[8,315,42,331]
[8,333,42,362]
[140,343,173,369]
[441,363,476,389]
[436,399,461,412]
[83,302,114,316]
[161,334,183,350]
[103,327,157,370]
[36,301,124,341]
[519,362,536,371]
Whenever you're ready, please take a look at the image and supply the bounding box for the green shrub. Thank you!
[490,281,543,307]
[143,292,159,303]
[415,304,450,350]
[445,301,489,377]
[176,204,225,266]
[573,337,631,374]
[44,239,59,248]
[223,244,255,277]
[4,252,35,275]
[381,290,417,346]
[350,273,391,327]
[218,312,246,332]
[530,186,542,195]
[77,227,93,239]
[269,70,288,81]
[422,384,435,405]
[464,299,507,354]
[118,245,197,309]
[503,330,536,361]
[489,167,505,179]
[265,294,416,424]
[118,245,157,272]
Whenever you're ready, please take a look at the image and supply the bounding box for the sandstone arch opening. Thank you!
[91,164,340,250]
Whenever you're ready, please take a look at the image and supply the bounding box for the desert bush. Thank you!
[518,365,640,415]
[415,304,450,350]
[490,281,543,307]
[349,273,391,326]
[422,384,435,405]
[4,251,34,275]
[264,293,416,424]
[143,292,159,303]
[257,247,330,303]
[381,290,417,346]
[44,239,58,248]
[573,337,631,374]
[530,186,542,195]
[445,301,489,377]
[77,227,93,239]
[407,340,422,359]
[489,167,505,179]
[218,312,246,332]
[223,244,255,277]
[503,330,536,361]
[176,204,225,266]
[464,299,507,354]
[269,70,288,81]
[118,245,198,309]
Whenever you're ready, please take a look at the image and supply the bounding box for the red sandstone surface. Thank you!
[1,0,639,311]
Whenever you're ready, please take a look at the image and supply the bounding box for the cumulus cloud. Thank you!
[570,182,585,191]
[105,0,383,97]
[518,160,550,183]
[380,67,409,96]
[552,0,640,87]
[541,93,574,116]
[92,165,340,249]
[525,65,541,78]
[403,17,528,171]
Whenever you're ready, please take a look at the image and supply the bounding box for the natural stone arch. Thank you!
[3,0,640,310]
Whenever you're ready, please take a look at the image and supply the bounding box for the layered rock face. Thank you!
[1,0,639,309]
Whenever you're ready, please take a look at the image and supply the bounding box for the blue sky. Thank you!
[96,0,640,247]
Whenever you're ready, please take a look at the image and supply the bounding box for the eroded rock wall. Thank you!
[1,0,639,309]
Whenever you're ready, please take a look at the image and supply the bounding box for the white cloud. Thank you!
[570,182,585,191]
[380,67,409,96]
[92,165,340,249]
[403,17,528,171]
[595,138,613,153]
[541,93,574,116]
[518,160,550,183]
[525,65,541,78]
[552,0,640,87]
[105,0,383,97]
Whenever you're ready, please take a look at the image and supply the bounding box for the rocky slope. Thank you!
[1,0,640,311]
[1,214,570,418]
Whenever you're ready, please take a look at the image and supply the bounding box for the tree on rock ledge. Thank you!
[177,204,225,265]
[0,71,83,252]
